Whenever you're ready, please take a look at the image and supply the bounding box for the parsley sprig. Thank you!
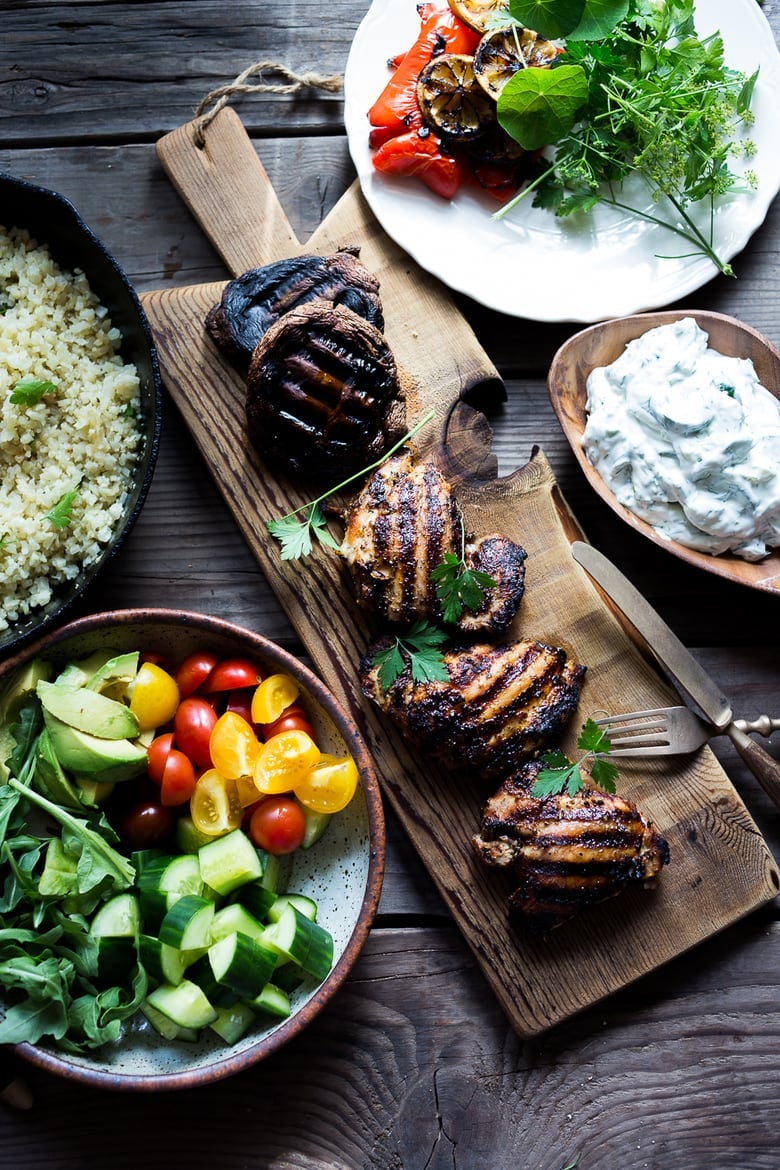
[371,620,450,691]
[430,518,496,624]
[46,486,80,531]
[10,378,57,405]
[495,0,759,275]
[531,717,619,798]
[267,410,435,561]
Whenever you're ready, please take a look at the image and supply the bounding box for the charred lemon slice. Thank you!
[416,53,495,141]
[448,0,511,34]
[473,25,561,100]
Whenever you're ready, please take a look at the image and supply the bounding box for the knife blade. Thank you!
[572,541,780,807]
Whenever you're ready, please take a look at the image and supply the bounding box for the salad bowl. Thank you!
[0,609,385,1090]
[548,309,780,594]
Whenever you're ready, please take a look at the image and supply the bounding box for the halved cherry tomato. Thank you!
[147,732,175,785]
[146,732,197,806]
[253,729,321,795]
[261,702,315,742]
[128,661,180,732]
[251,673,301,726]
[224,688,256,726]
[190,769,243,836]
[175,652,219,698]
[247,796,306,855]
[209,710,260,781]
[204,657,264,693]
[174,697,218,769]
[294,752,359,814]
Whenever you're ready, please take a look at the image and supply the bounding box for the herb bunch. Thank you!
[495,0,759,275]
[531,716,619,798]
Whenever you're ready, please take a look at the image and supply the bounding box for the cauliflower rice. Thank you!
[0,225,142,632]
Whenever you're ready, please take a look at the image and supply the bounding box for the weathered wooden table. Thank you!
[2,2,779,1166]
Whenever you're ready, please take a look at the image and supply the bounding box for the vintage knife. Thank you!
[572,541,780,807]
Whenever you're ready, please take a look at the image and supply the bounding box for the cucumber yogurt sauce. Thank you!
[582,317,780,561]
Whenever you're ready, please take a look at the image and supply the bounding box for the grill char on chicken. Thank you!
[473,759,670,932]
[341,450,527,636]
[206,248,384,371]
[360,638,586,782]
[245,300,406,478]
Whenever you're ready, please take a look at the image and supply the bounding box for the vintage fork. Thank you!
[594,707,780,756]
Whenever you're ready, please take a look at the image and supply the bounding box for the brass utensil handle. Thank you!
[727,723,780,808]
[733,715,780,736]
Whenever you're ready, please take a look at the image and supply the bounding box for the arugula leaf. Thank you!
[46,485,80,530]
[9,377,57,406]
[267,409,435,561]
[372,620,450,691]
[531,717,619,797]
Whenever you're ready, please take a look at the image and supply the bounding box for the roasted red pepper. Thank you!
[367,4,480,142]
[372,128,466,200]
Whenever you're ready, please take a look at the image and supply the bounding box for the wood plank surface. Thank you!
[1,0,779,1163]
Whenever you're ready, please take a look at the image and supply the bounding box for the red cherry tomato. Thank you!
[120,800,174,850]
[175,652,219,698]
[146,732,174,785]
[247,796,306,855]
[204,658,264,693]
[174,697,218,769]
[224,688,256,726]
[262,703,315,742]
[161,750,197,807]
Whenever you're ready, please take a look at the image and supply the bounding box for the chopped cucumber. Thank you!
[233,881,277,923]
[138,933,198,986]
[250,982,291,1019]
[300,806,331,850]
[175,815,215,854]
[186,954,238,1008]
[210,1002,256,1045]
[95,936,136,984]
[146,980,218,1030]
[261,903,333,982]
[140,1000,199,1043]
[208,931,278,999]
[267,893,318,923]
[210,903,267,946]
[90,893,141,939]
[158,894,215,951]
[198,829,263,895]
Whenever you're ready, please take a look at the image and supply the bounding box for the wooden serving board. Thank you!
[141,109,779,1036]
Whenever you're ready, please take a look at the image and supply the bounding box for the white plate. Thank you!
[344,0,780,322]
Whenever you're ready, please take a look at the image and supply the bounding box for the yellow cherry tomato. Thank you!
[128,662,180,732]
[190,768,242,836]
[209,711,260,780]
[251,673,301,725]
[253,729,320,795]
[294,752,359,814]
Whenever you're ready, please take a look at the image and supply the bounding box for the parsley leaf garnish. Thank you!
[10,378,57,405]
[430,518,497,624]
[267,409,435,561]
[371,620,450,691]
[531,717,619,798]
[46,486,80,530]
[495,0,760,275]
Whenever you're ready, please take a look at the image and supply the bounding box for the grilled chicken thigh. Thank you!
[341,450,527,635]
[473,759,670,931]
[360,638,585,781]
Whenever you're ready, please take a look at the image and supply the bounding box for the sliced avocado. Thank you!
[37,680,140,740]
[85,651,140,699]
[54,651,115,688]
[0,658,51,725]
[43,712,147,782]
[74,777,116,806]
[34,728,84,809]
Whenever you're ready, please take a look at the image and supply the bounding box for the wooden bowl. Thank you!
[548,310,780,594]
[0,609,385,1090]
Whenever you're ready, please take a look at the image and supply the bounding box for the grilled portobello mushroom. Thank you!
[473,759,670,932]
[206,248,384,371]
[245,299,406,478]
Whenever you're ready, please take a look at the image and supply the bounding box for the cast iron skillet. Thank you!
[0,173,162,655]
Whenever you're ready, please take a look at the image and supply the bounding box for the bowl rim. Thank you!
[547,308,780,595]
[0,608,386,1090]
[0,174,163,656]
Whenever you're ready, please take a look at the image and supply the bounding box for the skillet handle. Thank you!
[727,723,780,808]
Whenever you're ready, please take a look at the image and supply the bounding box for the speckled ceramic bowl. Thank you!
[0,609,385,1090]
[0,174,162,655]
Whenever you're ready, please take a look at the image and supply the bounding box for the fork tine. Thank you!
[598,718,668,737]
[594,708,671,726]
[607,731,671,748]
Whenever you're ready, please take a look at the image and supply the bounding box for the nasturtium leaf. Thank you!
[509,0,585,39]
[497,64,589,151]
[568,0,628,41]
